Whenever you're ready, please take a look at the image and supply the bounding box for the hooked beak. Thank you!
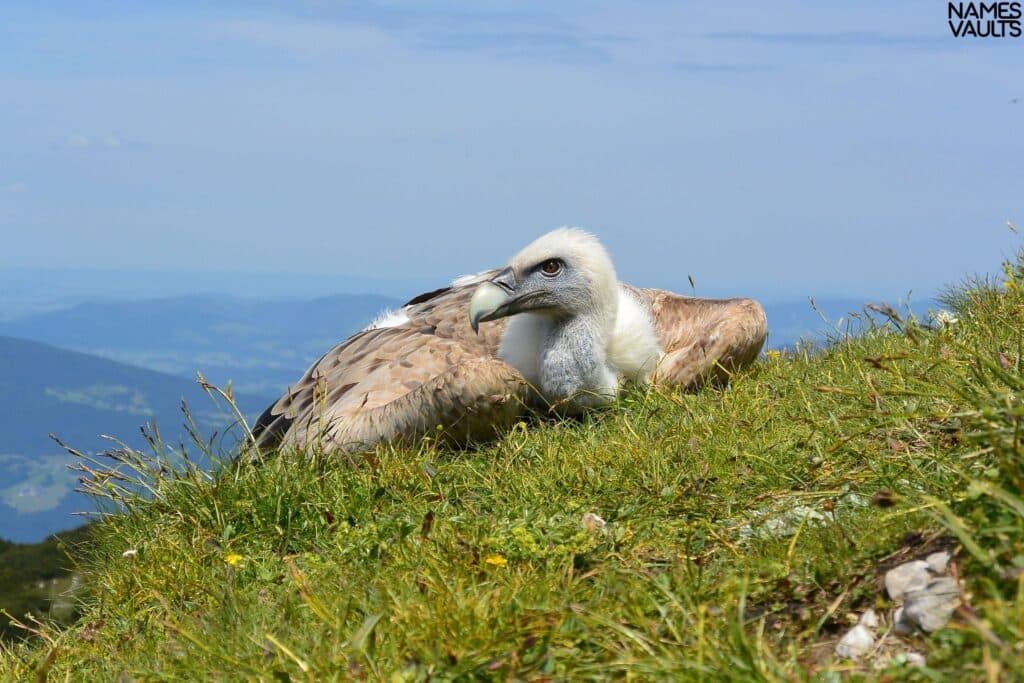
[469,267,517,333]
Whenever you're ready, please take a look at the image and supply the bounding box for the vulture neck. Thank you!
[500,284,663,411]
[538,302,619,410]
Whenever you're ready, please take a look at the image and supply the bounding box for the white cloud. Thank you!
[66,133,90,148]
[209,11,612,64]
[4,182,26,194]
[64,133,129,150]
[211,18,397,56]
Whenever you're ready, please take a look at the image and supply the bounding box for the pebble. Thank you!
[858,608,880,629]
[885,553,960,634]
[892,606,914,636]
[901,576,960,633]
[903,652,927,667]
[835,624,875,658]
[925,550,951,574]
[826,550,961,662]
[885,560,931,601]
[834,609,879,659]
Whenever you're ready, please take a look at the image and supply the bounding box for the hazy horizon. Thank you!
[0,261,951,312]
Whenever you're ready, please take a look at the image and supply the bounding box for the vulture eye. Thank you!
[539,259,562,277]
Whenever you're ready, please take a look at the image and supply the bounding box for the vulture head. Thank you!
[468,228,619,333]
[469,227,660,411]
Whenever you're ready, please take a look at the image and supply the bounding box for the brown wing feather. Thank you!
[635,289,767,390]
[252,282,525,454]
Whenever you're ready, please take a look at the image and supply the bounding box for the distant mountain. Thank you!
[0,336,269,543]
[0,293,401,397]
[0,267,431,320]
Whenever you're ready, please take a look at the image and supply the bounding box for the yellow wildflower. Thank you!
[765,349,781,360]
[484,554,508,567]
[224,553,244,567]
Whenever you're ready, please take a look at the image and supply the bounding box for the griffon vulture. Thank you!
[252,228,766,453]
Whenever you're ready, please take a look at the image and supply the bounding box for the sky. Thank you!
[1,1,1022,302]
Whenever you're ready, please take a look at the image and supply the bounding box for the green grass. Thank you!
[3,251,1024,681]
[0,525,91,640]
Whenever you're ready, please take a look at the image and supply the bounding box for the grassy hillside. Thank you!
[2,252,1022,679]
[0,525,92,641]
[0,336,268,542]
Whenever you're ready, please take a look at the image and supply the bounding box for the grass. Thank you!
[0,525,90,640]
[2,249,1023,681]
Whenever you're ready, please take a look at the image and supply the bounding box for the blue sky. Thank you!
[1,1,1021,301]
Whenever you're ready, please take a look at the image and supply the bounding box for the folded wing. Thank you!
[637,289,768,390]
[252,282,529,454]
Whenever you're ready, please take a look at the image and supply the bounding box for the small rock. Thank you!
[925,550,951,575]
[581,512,606,532]
[835,610,879,659]
[892,606,914,635]
[904,652,926,667]
[902,576,959,633]
[885,560,930,601]
[835,624,875,659]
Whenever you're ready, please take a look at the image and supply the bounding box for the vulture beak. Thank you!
[469,267,517,333]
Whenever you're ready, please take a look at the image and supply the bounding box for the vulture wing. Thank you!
[252,279,530,454]
[637,288,767,390]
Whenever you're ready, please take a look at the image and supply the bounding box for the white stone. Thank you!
[903,576,959,633]
[885,560,930,601]
[835,624,875,659]
[904,652,926,667]
[859,608,879,629]
[925,550,951,575]
[892,607,915,635]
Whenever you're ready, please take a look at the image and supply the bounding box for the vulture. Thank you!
[252,228,767,453]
